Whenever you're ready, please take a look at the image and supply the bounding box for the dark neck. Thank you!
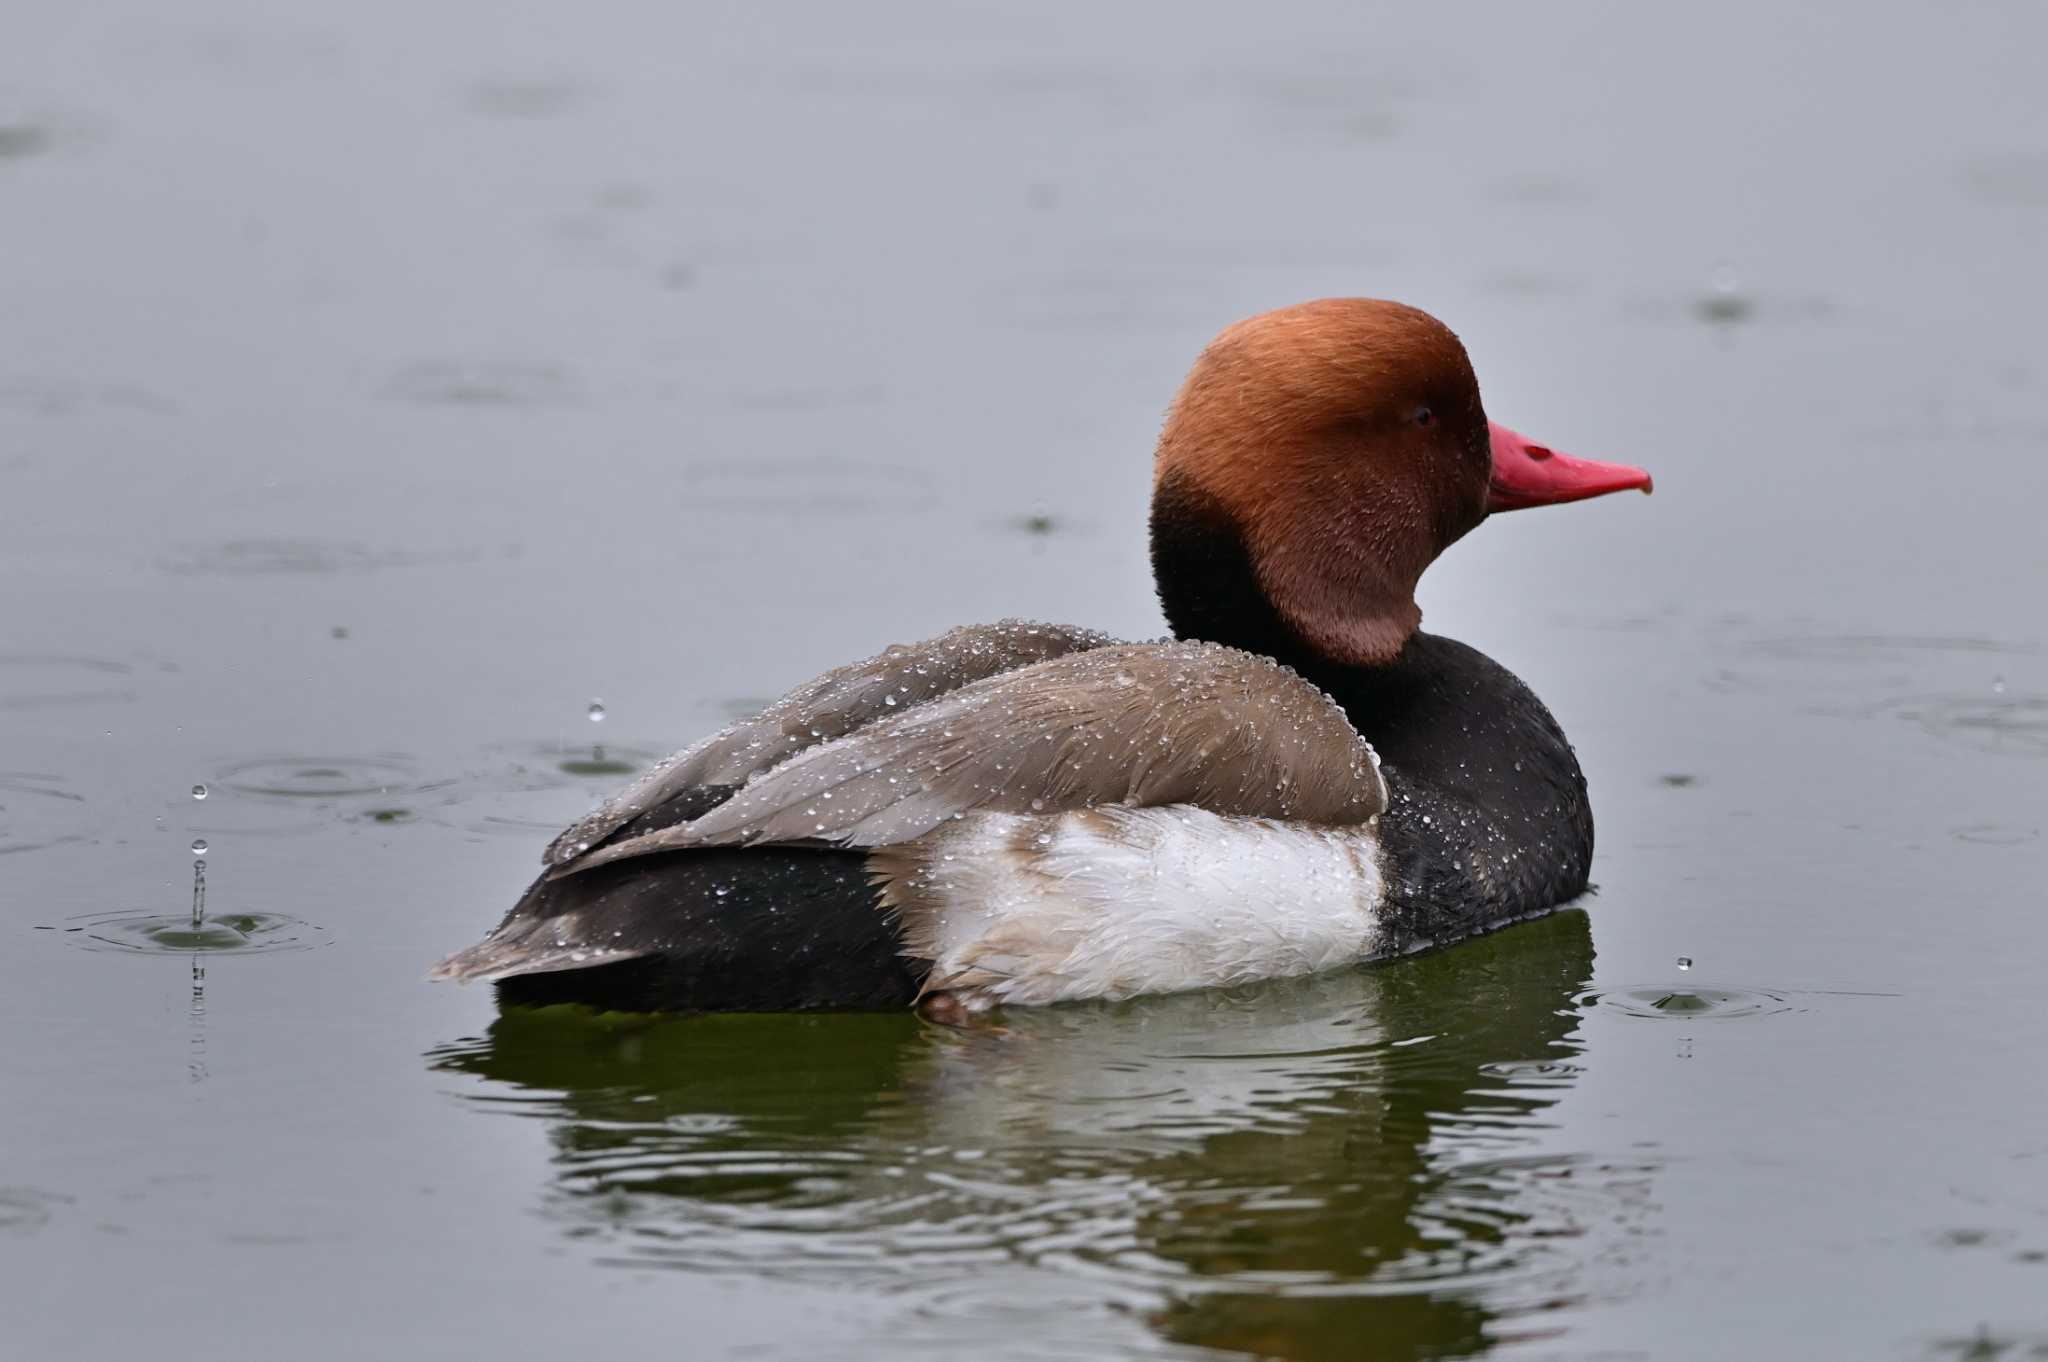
[1148,473,1594,943]
[1149,472,1338,680]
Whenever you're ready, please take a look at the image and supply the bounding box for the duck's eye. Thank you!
[1413,406,1434,428]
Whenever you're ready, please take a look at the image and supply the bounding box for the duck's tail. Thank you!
[432,843,924,1012]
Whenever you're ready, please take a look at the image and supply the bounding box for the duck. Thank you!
[431,298,1652,1016]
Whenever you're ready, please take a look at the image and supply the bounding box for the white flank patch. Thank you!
[875,805,1384,1009]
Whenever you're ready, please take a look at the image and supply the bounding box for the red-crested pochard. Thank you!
[432,299,1652,1014]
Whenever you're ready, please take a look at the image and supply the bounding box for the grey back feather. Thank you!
[544,620,1115,866]
[556,640,1386,875]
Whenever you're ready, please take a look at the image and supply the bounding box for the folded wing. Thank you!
[555,640,1386,875]
[544,619,1114,866]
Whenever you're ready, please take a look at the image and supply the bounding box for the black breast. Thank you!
[1330,633,1595,954]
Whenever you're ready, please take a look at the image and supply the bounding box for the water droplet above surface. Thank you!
[588,701,607,723]
[1676,956,1693,971]
[190,784,208,800]
[190,838,208,855]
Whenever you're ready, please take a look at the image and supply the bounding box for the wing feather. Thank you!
[555,641,1384,875]
[543,619,1113,866]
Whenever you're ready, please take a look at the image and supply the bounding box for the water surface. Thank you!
[4,3,2047,1358]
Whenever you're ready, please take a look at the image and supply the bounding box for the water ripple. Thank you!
[1743,632,2036,663]
[55,908,327,956]
[213,755,440,800]
[160,538,482,575]
[1895,693,2048,759]
[0,653,142,709]
[1581,984,1792,1020]
[475,739,668,793]
[0,1187,71,1234]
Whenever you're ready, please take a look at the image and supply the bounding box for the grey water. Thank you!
[4,3,2047,1358]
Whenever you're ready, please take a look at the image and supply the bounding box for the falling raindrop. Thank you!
[1992,676,2007,695]
[190,838,209,856]
[190,783,209,800]
[1676,956,1694,971]
[587,700,606,723]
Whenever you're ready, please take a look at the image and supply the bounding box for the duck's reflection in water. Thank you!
[428,910,1652,1360]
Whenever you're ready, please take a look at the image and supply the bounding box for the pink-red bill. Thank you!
[1487,421,1653,513]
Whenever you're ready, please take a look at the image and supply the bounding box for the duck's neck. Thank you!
[1148,474,1595,942]
[1148,472,1372,688]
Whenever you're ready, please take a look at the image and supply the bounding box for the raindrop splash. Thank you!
[1582,983,1790,1020]
[1695,260,1754,324]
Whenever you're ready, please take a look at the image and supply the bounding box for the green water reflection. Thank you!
[430,910,1645,1359]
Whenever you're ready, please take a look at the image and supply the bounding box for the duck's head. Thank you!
[1149,298,1652,668]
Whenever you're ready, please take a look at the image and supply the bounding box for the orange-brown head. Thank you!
[1148,299,1650,668]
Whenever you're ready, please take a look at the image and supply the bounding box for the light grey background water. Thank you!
[4,3,2046,1358]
